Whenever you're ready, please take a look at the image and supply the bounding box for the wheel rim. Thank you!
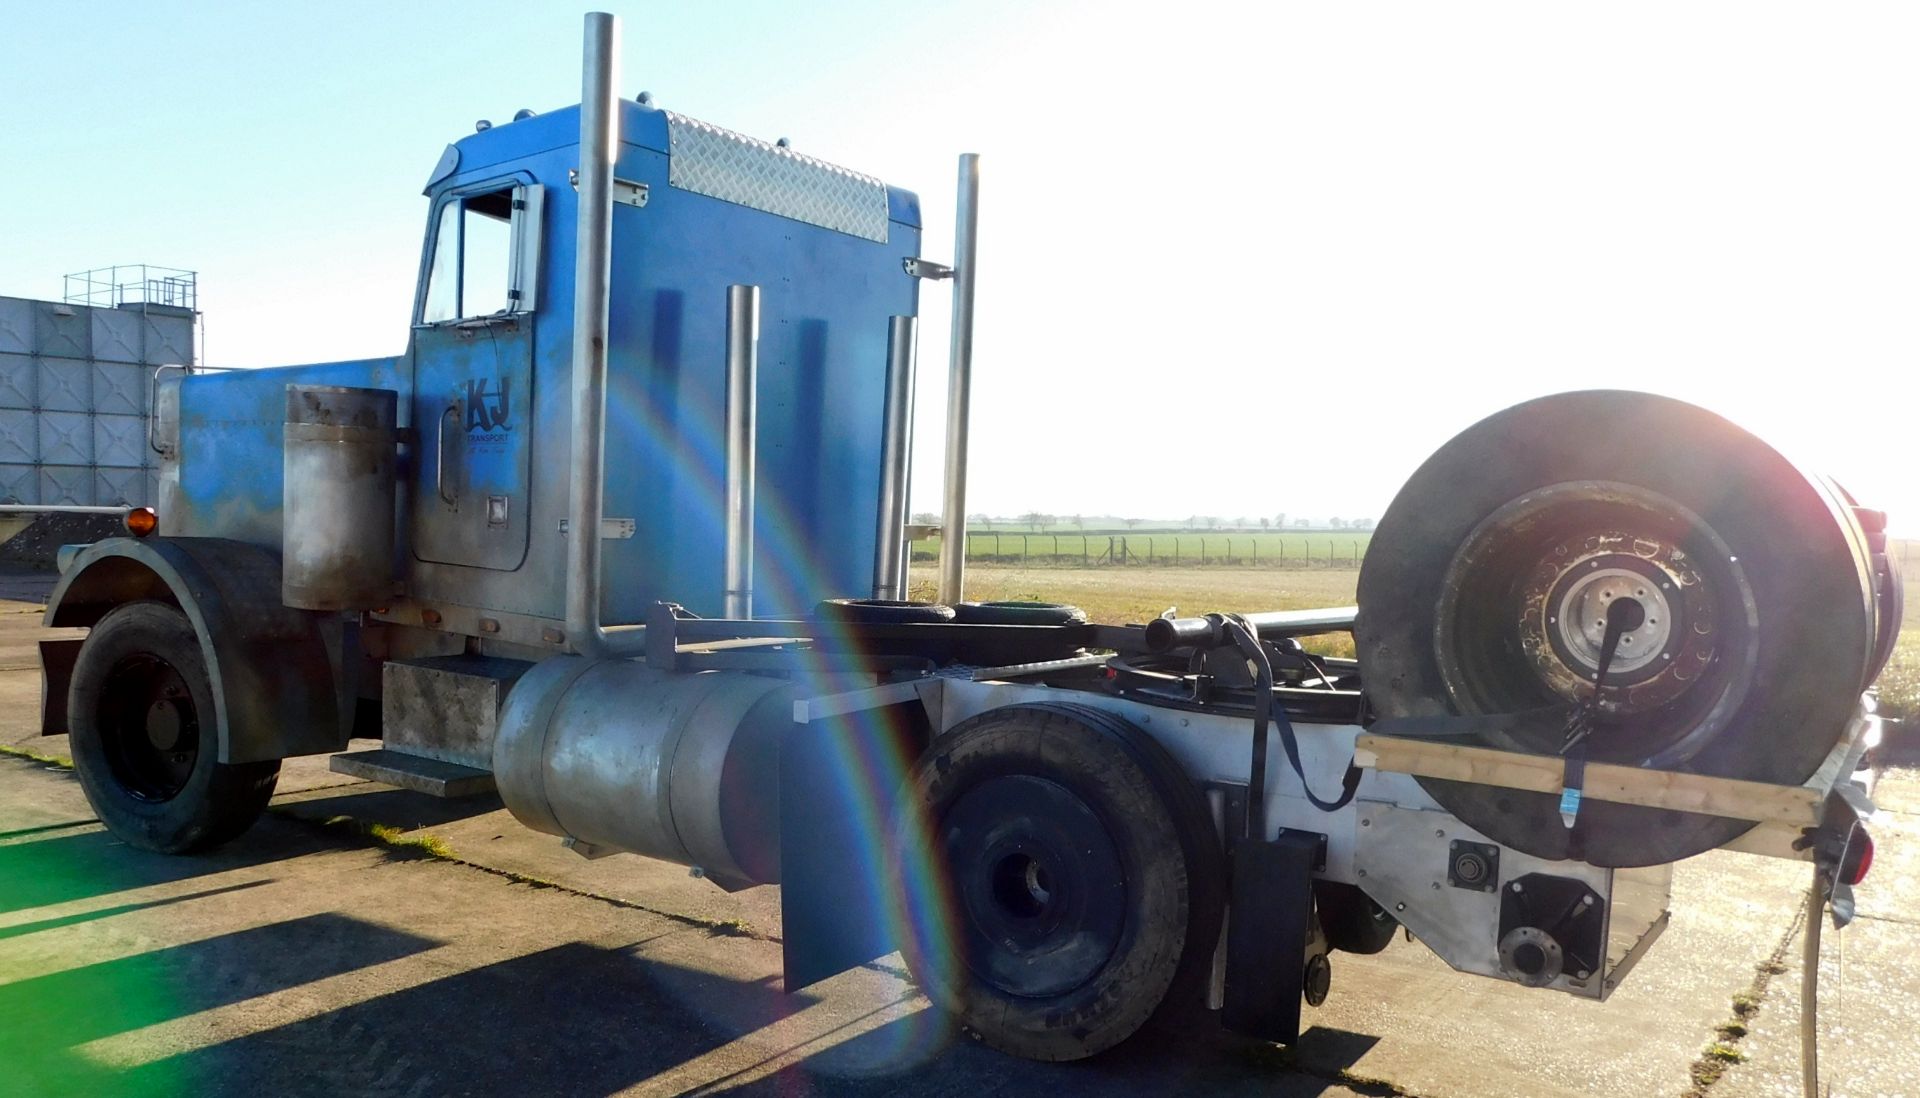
[942,774,1126,999]
[1433,481,1759,767]
[98,652,200,802]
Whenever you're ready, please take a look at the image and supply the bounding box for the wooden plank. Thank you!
[1354,734,1825,827]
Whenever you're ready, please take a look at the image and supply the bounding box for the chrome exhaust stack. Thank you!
[935,154,981,606]
[563,11,645,658]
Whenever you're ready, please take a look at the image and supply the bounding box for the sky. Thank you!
[3,1,1915,531]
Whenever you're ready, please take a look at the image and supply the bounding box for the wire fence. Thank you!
[912,533,1370,569]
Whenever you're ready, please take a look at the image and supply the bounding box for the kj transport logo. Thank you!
[465,377,512,446]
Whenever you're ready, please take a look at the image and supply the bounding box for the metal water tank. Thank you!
[282,385,398,610]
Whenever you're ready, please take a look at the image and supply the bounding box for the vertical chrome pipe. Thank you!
[564,12,644,657]
[723,284,760,619]
[874,315,917,599]
[936,153,981,605]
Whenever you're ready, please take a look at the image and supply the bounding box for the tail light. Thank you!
[1843,827,1874,886]
[123,507,157,537]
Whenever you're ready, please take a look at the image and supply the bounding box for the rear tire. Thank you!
[893,703,1224,1061]
[68,600,278,854]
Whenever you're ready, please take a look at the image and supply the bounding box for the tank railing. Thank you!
[563,11,647,659]
[724,285,760,619]
[62,265,198,311]
[873,315,917,599]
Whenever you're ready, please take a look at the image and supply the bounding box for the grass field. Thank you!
[915,530,1372,568]
[912,563,1920,727]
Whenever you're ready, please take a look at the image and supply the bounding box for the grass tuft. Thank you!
[0,743,73,769]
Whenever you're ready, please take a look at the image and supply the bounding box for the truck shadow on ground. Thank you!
[0,800,1383,1096]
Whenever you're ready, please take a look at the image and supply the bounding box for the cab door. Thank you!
[408,181,544,571]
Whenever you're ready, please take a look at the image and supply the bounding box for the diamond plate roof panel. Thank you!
[665,112,889,243]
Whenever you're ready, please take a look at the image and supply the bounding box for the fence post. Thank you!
[1022,534,1029,565]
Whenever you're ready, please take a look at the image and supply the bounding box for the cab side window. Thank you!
[419,184,544,323]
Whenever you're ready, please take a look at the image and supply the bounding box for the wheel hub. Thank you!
[1435,482,1756,766]
[1518,535,1720,716]
[100,654,199,802]
[943,774,1125,999]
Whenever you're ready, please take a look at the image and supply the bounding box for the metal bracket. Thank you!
[902,257,953,280]
[558,517,636,539]
[569,169,649,207]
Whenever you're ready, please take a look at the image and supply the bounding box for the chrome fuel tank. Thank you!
[493,658,790,886]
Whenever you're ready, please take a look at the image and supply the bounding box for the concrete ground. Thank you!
[1,565,1912,1097]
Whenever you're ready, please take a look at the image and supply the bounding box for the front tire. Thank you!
[68,600,278,853]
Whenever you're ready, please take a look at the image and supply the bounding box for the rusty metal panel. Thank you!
[0,354,33,410]
[32,303,88,359]
[94,413,145,467]
[142,311,193,365]
[0,464,34,503]
[0,299,30,355]
[95,467,145,506]
[39,412,90,465]
[90,308,143,363]
[92,362,146,415]
[39,466,91,505]
[37,358,89,411]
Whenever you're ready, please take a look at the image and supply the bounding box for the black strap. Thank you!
[1225,619,1360,818]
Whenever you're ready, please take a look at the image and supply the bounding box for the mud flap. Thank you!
[38,638,82,736]
[779,704,920,991]
[1222,830,1322,1043]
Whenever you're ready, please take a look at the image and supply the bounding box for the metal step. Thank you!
[330,748,496,798]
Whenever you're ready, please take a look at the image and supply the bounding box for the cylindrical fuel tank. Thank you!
[282,385,398,610]
[493,659,792,886]
[1356,389,1887,867]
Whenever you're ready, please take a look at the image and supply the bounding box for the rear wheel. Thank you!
[68,600,278,853]
[893,703,1224,1061]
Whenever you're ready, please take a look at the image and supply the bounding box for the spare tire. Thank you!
[812,598,955,624]
[1356,390,1877,867]
[952,600,1089,627]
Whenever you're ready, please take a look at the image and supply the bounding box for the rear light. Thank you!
[1844,828,1874,886]
[123,507,158,537]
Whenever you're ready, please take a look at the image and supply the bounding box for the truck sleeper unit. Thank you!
[39,13,1894,1075]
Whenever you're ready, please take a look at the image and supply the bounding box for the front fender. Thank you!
[44,537,346,763]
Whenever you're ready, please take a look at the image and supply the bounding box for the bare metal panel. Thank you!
[665,111,890,243]
[0,465,33,502]
[32,303,88,359]
[142,311,193,365]
[0,355,33,410]
[95,467,145,507]
[39,466,90,505]
[0,414,33,464]
[37,359,88,412]
[39,412,90,465]
[0,299,29,355]
[90,308,143,363]
[93,414,146,467]
[92,363,146,415]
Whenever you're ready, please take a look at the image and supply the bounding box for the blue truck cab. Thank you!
[160,100,921,625]
[43,96,927,770]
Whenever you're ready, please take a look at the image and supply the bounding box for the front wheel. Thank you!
[68,600,278,853]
